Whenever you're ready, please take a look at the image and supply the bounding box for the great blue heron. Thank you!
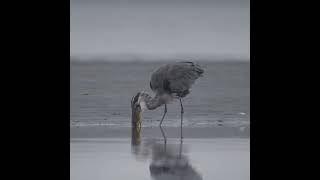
[131,61,204,139]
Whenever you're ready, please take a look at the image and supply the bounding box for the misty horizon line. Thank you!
[70,53,250,62]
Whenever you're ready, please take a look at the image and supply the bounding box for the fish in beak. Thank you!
[131,92,142,129]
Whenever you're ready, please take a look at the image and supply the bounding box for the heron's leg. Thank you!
[159,104,167,127]
[179,98,184,140]
[160,126,167,152]
[160,125,167,143]
[179,137,183,159]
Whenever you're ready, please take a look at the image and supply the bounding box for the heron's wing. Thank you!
[150,64,170,93]
[150,62,203,96]
[166,62,203,94]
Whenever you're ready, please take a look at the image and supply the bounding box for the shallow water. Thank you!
[70,135,249,180]
[70,61,250,128]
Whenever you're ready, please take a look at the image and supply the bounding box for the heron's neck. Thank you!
[141,93,164,110]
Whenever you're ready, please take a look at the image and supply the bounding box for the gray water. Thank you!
[70,138,250,180]
[70,61,250,128]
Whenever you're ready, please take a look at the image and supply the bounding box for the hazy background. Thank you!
[70,0,250,61]
[70,2,250,179]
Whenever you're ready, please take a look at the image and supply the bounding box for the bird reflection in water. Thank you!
[131,126,202,180]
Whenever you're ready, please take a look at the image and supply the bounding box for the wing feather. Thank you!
[150,62,204,97]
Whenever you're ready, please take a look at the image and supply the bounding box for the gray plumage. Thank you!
[134,61,204,135]
[150,61,204,98]
[138,61,204,111]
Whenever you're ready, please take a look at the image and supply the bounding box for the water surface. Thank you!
[70,61,250,128]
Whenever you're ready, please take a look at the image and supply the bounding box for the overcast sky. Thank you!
[70,0,249,60]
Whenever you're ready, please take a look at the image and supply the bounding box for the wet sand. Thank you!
[71,138,249,180]
[70,127,249,180]
[71,126,250,138]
